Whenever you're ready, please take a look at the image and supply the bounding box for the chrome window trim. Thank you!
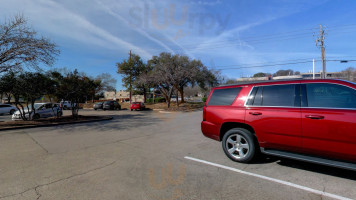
[245,105,356,110]
[301,106,356,110]
[244,81,356,110]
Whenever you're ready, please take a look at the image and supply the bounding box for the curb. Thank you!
[0,116,113,132]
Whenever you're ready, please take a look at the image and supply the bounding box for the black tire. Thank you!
[222,128,256,163]
[9,109,15,115]
[57,111,63,117]
[131,109,133,111]
[94,108,97,110]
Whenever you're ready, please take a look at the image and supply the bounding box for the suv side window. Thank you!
[208,87,242,106]
[246,84,297,107]
[306,83,356,109]
[262,84,296,107]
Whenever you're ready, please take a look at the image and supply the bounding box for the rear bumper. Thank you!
[201,121,220,141]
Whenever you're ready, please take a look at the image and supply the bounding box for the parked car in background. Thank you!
[0,104,17,115]
[60,100,76,110]
[12,103,62,120]
[130,102,145,111]
[202,79,356,170]
[93,102,103,110]
[103,101,121,110]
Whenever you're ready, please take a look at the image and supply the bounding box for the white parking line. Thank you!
[184,156,352,200]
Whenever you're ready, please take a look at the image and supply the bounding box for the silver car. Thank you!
[12,103,62,120]
[0,104,18,115]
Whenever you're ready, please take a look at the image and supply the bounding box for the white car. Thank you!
[60,101,76,110]
[0,104,18,115]
[12,103,63,120]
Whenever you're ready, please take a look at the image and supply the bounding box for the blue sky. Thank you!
[1,0,356,90]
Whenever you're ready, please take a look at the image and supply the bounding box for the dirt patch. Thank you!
[0,115,112,131]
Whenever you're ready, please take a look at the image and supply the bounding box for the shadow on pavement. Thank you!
[53,113,162,132]
[276,158,356,181]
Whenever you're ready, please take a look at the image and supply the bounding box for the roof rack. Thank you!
[217,78,304,87]
[216,78,354,87]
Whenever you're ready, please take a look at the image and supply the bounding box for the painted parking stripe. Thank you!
[184,156,352,200]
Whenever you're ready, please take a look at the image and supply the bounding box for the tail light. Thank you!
[203,106,207,121]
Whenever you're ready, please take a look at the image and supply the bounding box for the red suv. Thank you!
[202,79,356,170]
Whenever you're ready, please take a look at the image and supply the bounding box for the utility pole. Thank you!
[316,25,326,79]
[129,50,132,104]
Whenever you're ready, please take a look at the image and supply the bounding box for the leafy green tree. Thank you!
[146,53,177,108]
[9,72,55,120]
[253,72,266,77]
[0,71,17,103]
[117,53,150,102]
[56,70,99,117]
[138,52,219,107]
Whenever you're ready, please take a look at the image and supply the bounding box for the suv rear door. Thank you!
[204,87,243,140]
[245,83,302,152]
[301,82,356,162]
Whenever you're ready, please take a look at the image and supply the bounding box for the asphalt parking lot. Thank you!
[0,109,356,200]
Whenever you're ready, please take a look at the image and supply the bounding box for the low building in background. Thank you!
[103,90,144,102]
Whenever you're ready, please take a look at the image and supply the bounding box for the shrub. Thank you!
[146,97,166,103]
[202,97,207,102]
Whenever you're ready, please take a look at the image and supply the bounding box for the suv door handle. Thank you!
[249,112,262,116]
[305,115,324,119]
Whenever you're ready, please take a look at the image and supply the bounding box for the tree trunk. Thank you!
[143,87,147,103]
[176,90,179,107]
[6,93,11,104]
[179,86,185,103]
[167,99,171,108]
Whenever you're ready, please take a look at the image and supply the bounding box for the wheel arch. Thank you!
[220,122,256,141]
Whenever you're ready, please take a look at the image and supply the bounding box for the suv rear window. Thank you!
[208,87,241,106]
[306,83,356,109]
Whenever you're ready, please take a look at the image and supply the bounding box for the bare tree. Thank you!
[95,73,117,92]
[0,15,59,72]
[340,67,356,82]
